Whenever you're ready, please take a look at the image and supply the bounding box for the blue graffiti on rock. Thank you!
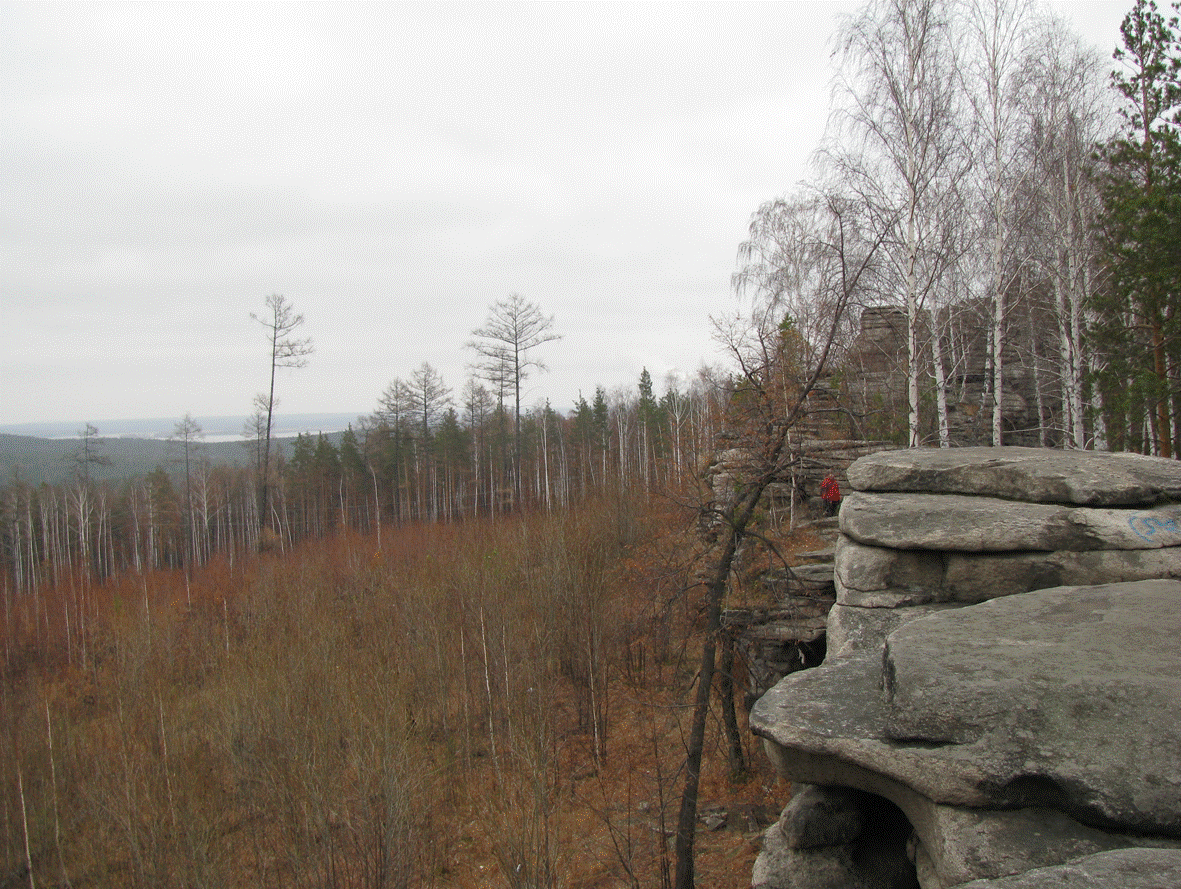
[1128,510,1181,544]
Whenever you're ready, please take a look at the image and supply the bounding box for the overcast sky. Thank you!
[1,1,1130,429]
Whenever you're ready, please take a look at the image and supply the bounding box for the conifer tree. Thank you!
[250,294,313,539]
[468,294,560,502]
[1095,0,1181,456]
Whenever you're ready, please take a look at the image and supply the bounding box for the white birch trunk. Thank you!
[931,315,952,447]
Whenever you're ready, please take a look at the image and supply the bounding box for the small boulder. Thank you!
[778,784,868,849]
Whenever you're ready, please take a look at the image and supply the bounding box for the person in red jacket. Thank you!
[820,473,841,517]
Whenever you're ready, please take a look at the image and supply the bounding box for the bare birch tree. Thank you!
[1021,22,1112,448]
[169,414,204,572]
[463,378,495,514]
[408,362,452,520]
[408,362,453,441]
[829,0,969,447]
[965,0,1036,444]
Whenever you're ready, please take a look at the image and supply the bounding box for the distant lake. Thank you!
[0,412,368,442]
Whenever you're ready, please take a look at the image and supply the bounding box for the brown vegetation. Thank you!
[1,491,790,888]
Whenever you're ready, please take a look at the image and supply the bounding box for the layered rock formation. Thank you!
[749,447,1181,888]
[840,305,1056,447]
[704,439,894,528]
[707,439,899,702]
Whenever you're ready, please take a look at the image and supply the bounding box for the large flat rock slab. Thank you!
[882,580,1181,835]
[839,492,1181,551]
[752,580,1181,839]
[953,848,1181,888]
[834,537,1181,607]
[847,447,1181,505]
[753,652,1008,810]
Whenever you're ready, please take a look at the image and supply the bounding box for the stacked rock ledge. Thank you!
[749,447,1181,888]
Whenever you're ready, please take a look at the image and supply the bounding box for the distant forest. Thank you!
[0,367,727,590]
[0,431,318,488]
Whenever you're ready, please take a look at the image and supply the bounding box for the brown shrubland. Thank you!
[0,492,787,888]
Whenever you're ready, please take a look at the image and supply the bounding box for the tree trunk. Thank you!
[718,631,746,777]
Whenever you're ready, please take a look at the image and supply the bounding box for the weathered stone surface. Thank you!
[939,547,1181,600]
[912,839,941,889]
[911,804,1180,888]
[752,828,858,889]
[846,447,1181,505]
[753,822,919,889]
[826,603,953,658]
[881,580,1181,835]
[952,848,1181,888]
[761,563,838,600]
[754,656,1004,809]
[742,613,828,643]
[795,547,838,564]
[758,736,1178,886]
[835,537,1181,606]
[840,492,1181,552]
[787,562,839,589]
[834,537,945,607]
[754,581,1181,840]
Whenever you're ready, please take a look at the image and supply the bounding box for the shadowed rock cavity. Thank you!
[753,784,919,889]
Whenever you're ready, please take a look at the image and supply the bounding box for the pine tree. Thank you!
[1095,0,1181,456]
